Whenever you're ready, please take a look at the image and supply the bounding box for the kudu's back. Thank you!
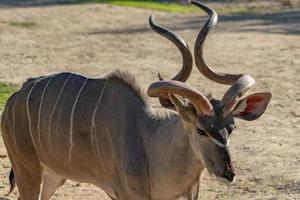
[1,71,151,197]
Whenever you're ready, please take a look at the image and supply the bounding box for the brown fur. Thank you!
[105,70,148,105]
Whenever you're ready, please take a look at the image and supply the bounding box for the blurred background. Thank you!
[1,0,300,12]
[0,0,299,199]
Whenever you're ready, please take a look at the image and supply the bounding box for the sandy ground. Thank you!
[0,2,299,200]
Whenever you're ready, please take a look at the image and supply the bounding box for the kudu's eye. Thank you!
[197,128,207,136]
[227,124,236,134]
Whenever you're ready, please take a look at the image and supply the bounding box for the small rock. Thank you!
[0,154,7,158]
[290,111,300,117]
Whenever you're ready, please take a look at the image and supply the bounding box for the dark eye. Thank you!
[227,124,236,134]
[197,128,207,136]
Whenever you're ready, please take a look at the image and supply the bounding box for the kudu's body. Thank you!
[2,71,202,200]
[1,1,271,200]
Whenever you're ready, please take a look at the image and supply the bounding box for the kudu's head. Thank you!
[147,1,271,183]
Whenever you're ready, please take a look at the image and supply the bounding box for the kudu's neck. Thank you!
[138,107,204,199]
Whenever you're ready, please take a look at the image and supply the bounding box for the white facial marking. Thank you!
[48,74,73,151]
[217,176,235,184]
[68,78,88,164]
[206,132,230,148]
[91,79,108,166]
[211,137,229,148]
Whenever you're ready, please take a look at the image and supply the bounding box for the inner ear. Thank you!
[168,94,196,122]
[230,92,271,121]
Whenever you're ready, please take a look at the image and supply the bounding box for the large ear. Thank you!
[168,94,195,122]
[230,92,272,121]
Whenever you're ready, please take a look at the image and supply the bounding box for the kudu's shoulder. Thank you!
[105,70,148,103]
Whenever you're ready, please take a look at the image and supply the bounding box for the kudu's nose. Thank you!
[223,169,235,182]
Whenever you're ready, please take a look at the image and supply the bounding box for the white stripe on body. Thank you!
[68,78,88,164]
[90,79,108,166]
[37,75,55,155]
[11,94,19,152]
[48,74,73,152]
[38,174,44,200]
[26,77,48,151]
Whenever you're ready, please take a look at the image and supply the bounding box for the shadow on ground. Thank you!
[0,0,74,7]
[0,0,299,35]
[87,10,300,36]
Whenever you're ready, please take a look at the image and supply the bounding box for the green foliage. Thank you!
[8,21,36,28]
[75,0,283,14]
[0,84,18,112]
[76,0,198,13]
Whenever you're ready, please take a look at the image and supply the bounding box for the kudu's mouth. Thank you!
[206,159,235,183]
[222,169,235,183]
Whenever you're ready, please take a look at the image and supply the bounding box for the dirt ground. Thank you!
[0,2,299,200]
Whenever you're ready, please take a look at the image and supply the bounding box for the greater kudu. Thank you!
[1,1,271,199]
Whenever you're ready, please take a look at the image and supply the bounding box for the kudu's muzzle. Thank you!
[223,162,235,182]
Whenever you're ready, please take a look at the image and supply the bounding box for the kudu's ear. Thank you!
[169,94,195,122]
[230,92,272,121]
